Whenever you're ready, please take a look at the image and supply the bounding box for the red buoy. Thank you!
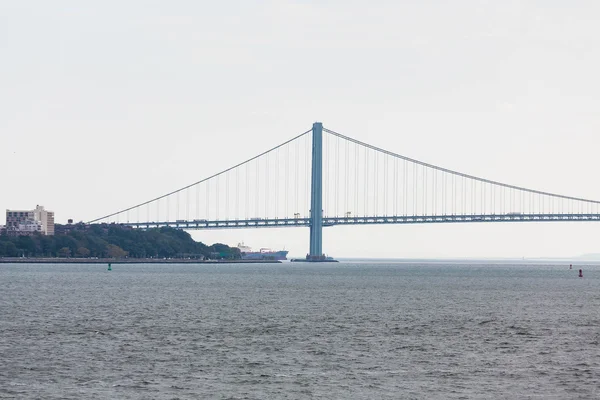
[579,269,583,278]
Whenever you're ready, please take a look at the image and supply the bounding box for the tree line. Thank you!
[0,224,240,259]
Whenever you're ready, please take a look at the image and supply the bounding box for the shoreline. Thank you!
[0,258,281,264]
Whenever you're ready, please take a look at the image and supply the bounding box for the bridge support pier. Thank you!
[308,122,324,260]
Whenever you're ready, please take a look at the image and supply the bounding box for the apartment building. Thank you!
[5,205,55,236]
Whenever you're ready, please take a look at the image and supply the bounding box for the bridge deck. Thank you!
[119,213,600,230]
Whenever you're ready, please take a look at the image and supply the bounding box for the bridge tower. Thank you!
[309,122,324,259]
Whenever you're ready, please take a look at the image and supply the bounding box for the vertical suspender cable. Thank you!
[377,151,380,215]
[255,158,259,218]
[196,184,199,220]
[383,154,388,216]
[295,139,299,216]
[305,134,309,217]
[424,167,427,215]
[324,132,329,216]
[215,175,221,221]
[225,172,229,220]
[275,147,279,219]
[414,163,417,216]
[355,142,359,216]
[265,153,269,218]
[336,134,340,217]
[365,147,369,216]
[286,143,289,217]
[245,163,249,219]
[394,157,398,216]
[345,138,349,218]
[404,159,407,216]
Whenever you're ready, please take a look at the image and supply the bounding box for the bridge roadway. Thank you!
[118,213,600,230]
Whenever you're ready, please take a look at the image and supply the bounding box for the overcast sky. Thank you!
[2,1,600,258]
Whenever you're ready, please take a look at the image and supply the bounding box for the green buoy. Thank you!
[108,263,112,271]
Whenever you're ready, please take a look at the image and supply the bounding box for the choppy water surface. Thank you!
[1,261,600,399]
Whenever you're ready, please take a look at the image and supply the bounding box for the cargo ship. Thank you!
[236,242,288,260]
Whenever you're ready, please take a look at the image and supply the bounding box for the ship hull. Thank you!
[240,250,288,260]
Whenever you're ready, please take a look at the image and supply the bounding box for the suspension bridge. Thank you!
[89,122,600,261]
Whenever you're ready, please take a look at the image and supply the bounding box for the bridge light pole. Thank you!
[309,122,323,259]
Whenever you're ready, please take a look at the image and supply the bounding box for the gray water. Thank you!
[1,262,599,399]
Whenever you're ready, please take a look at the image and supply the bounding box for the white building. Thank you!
[5,205,55,236]
[33,205,54,235]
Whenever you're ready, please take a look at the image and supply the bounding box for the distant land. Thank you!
[574,253,600,260]
[334,255,600,264]
[0,223,240,260]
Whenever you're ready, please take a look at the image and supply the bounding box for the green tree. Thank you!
[0,241,19,257]
[76,247,90,257]
[17,236,36,257]
[6,242,19,257]
[58,247,71,258]
[0,224,237,260]
[106,244,128,259]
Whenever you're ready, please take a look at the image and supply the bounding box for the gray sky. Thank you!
[2,1,600,258]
